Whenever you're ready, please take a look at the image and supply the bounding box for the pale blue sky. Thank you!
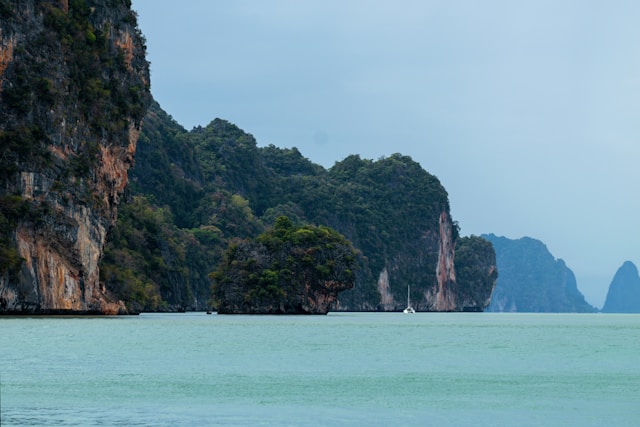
[132,0,640,308]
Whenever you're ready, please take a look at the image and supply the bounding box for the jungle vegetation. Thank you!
[101,102,492,312]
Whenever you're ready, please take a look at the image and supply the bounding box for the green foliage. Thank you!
[194,191,264,240]
[0,196,28,277]
[1,0,149,193]
[1,67,31,114]
[0,0,148,142]
[107,103,492,312]
[0,125,50,178]
[0,195,61,278]
[260,145,325,177]
[101,196,212,312]
[0,0,14,18]
[261,202,306,227]
[319,153,451,306]
[211,216,356,313]
[454,235,498,310]
[128,102,202,228]
[1,0,153,313]
[56,0,145,130]
[188,119,281,216]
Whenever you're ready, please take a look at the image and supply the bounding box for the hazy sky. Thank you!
[132,0,640,308]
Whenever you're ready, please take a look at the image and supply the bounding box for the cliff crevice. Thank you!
[432,211,457,310]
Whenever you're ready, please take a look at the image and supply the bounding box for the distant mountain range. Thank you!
[482,234,640,313]
[482,234,596,312]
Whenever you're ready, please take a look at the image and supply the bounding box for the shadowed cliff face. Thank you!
[0,0,150,314]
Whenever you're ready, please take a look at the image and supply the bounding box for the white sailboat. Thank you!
[403,285,415,313]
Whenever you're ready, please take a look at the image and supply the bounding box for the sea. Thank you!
[1,312,638,426]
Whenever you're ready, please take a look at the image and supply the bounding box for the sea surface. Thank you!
[1,312,639,426]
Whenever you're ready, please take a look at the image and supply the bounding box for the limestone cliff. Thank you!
[326,155,496,312]
[364,211,495,312]
[427,211,458,311]
[602,261,640,313]
[0,0,150,314]
[483,234,595,312]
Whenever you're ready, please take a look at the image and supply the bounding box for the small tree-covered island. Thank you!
[212,217,356,314]
[0,0,497,314]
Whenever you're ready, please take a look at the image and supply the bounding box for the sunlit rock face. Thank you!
[0,0,150,314]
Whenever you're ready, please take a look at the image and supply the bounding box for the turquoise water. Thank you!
[1,312,639,426]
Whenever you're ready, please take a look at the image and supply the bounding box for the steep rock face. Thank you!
[602,261,640,313]
[483,234,595,312]
[0,0,150,314]
[376,268,394,310]
[428,211,457,311]
[380,212,496,312]
[323,154,496,312]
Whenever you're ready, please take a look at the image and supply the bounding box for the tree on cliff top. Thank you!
[210,216,356,314]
